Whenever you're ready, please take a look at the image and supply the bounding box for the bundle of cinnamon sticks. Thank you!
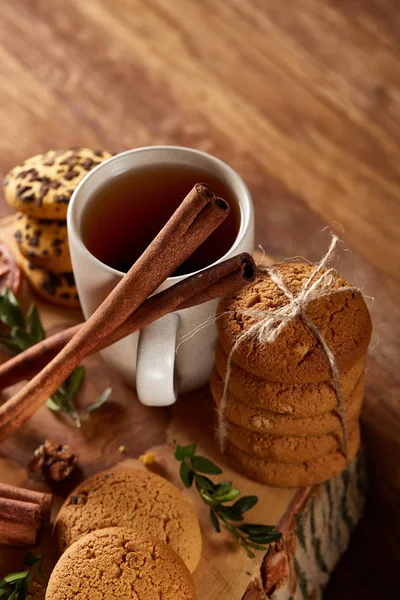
[0,183,255,441]
[0,483,52,546]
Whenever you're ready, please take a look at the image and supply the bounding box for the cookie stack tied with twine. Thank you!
[210,236,372,488]
[3,148,111,308]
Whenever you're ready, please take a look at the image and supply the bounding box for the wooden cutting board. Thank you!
[0,217,366,600]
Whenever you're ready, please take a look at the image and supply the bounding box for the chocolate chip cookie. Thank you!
[14,212,71,273]
[19,255,79,309]
[4,148,111,219]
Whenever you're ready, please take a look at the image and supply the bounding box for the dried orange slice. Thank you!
[0,241,21,295]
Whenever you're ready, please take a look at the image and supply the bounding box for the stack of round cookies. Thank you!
[211,262,372,488]
[3,148,111,308]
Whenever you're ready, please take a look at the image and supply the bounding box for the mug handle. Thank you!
[135,313,180,406]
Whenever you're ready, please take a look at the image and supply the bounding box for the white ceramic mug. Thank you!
[68,147,254,406]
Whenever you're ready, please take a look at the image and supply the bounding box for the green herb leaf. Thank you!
[45,397,62,412]
[17,577,29,596]
[56,382,68,397]
[0,336,23,355]
[3,572,29,584]
[10,327,37,351]
[217,505,244,522]
[248,532,282,544]
[190,455,223,475]
[0,289,25,328]
[214,481,233,493]
[212,487,240,503]
[82,387,111,415]
[179,461,194,488]
[3,288,18,306]
[194,474,216,493]
[245,541,268,551]
[232,495,258,515]
[210,509,221,533]
[38,562,46,581]
[66,365,86,397]
[47,386,70,412]
[23,552,42,567]
[239,524,278,536]
[174,443,197,461]
[199,490,216,506]
[26,305,45,341]
[0,553,45,600]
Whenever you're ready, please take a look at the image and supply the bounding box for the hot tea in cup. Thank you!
[82,163,241,277]
[68,146,254,405]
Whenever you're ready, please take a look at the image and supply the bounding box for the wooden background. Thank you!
[0,0,400,597]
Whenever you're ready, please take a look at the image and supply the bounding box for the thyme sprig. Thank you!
[0,288,111,426]
[0,552,45,599]
[45,366,111,428]
[174,441,281,558]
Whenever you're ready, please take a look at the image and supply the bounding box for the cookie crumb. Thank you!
[140,452,155,465]
[118,445,126,454]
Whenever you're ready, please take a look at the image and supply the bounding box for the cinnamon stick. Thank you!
[0,184,229,441]
[177,255,256,309]
[0,254,255,387]
[0,327,80,389]
[0,483,52,520]
[0,483,53,547]
[0,517,40,547]
[96,253,255,349]
[0,497,41,525]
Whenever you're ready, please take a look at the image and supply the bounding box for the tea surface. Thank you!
[82,163,241,276]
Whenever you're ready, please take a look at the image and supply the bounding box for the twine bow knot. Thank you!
[218,235,362,459]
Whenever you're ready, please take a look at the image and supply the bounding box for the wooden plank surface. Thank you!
[0,0,399,597]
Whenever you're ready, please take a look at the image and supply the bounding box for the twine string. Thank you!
[218,234,361,459]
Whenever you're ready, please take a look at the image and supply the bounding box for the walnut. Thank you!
[28,439,78,482]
